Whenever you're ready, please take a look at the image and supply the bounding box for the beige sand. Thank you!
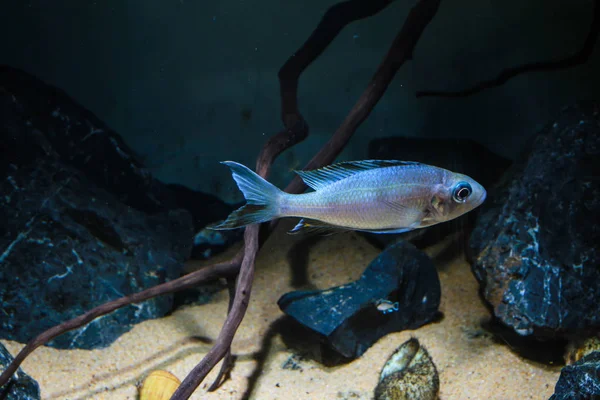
[1,222,560,399]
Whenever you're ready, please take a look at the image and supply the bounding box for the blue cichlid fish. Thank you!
[209,159,486,234]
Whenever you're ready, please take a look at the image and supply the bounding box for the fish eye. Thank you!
[452,182,472,203]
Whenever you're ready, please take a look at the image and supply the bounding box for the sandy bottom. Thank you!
[2,222,561,399]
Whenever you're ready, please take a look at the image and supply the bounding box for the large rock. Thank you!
[278,240,441,360]
[0,65,174,214]
[469,102,600,338]
[364,137,511,249]
[0,343,40,400]
[0,67,196,349]
[550,351,600,400]
[0,65,235,250]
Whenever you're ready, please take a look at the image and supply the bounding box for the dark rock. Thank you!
[470,102,600,338]
[277,240,441,359]
[0,343,40,400]
[549,351,600,399]
[0,67,195,349]
[0,65,172,214]
[364,137,511,249]
[0,65,233,256]
[191,225,244,260]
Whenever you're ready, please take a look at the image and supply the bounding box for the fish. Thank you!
[208,159,486,235]
[375,299,400,314]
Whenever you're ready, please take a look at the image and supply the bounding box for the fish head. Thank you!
[426,172,487,224]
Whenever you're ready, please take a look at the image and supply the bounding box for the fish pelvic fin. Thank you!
[208,161,284,230]
[287,219,349,236]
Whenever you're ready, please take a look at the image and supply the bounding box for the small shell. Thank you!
[139,370,181,400]
[374,338,439,400]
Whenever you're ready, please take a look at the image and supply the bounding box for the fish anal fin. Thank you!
[359,220,423,234]
[360,227,414,234]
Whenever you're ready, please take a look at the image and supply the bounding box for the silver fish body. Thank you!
[210,159,486,234]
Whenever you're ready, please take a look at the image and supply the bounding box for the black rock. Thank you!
[469,102,600,338]
[191,226,244,260]
[549,352,600,399]
[363,137,511,249]
[0,66,235,258]
[0,343,40,400]
[0,68,195,349]
[0,65,175,214]
[277,240,441,359]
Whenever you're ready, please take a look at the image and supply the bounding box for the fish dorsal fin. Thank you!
[295,159,421,190]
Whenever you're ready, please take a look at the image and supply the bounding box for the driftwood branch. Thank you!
[0,256,241,387]
[0,0,441,398]
[415,0,600,98]
[173,0,444,397]
[206,277,236,392]
[278,0,396,128]
[173,0,441,398]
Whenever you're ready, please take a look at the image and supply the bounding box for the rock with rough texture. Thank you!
[470,102,600,338]
[550,351,600,400]
[0,65,174,214]
[191,225,244,260]
[0,343,40,400]
[0,67,195,349]
[278,241,441,359]
[0,65,233,257]
[364,137,511,249]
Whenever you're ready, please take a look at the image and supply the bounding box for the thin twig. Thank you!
[172,225,259,399]
[279,0,396,127]
[415,0,600,98]
[207,277,236,391]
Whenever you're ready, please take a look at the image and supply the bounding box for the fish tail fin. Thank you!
[208,161,284,230]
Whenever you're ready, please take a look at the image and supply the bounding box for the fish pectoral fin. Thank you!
[287,219,348,236]
[381,199,411,213]
[381,199,427,221]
